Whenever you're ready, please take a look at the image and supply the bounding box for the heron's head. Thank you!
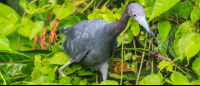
[127,3,157,43]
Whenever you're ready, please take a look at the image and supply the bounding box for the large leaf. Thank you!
[0,3,21,35]
[173,0,192,19]
[148,0,180,22]
[139,72,163,85]
[165,72,191,85]
[185,34,200,63]
[0,2,21,21]
[157,20,171,43]
[174,21,196,61]
[0,33,11,51]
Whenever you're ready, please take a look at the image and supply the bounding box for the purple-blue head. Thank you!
[127,3,157,43]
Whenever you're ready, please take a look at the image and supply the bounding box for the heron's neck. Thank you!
[109,8,130,37]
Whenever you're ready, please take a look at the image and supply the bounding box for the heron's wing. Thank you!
[62,28,94,62]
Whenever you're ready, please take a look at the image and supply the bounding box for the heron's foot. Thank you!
[58,68,66,77]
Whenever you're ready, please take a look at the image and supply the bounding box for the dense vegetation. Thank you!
[0,0,200,85]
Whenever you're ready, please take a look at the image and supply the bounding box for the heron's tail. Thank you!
[58,27,70,35]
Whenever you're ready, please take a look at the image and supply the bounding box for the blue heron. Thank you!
[58,3,157,81]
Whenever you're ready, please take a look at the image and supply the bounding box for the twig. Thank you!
[0,60,34,63]
[136,32,148,85]
[81,0,94,13]
[120,33,124,85]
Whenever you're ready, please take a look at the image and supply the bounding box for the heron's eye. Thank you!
[133,13,137,17]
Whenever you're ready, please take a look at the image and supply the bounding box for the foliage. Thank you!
[0,0,200,85]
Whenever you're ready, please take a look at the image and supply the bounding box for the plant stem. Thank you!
[136,32,148,85]
[81,0,94,13]
[174,64,194,80]
[102,0,110,8]
[120,33,125,85]
[96,72,98,85]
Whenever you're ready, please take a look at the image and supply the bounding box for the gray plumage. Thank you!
[58,3,157,81]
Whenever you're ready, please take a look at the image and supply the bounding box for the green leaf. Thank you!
[0,52,31,62]
[0,2,21,22]
[50,51,70,65]
[64,63,82,75]
[190,6,200,24]
[87,9,103,20]
[148,0,180,22]
[157,61,174,72]
[108,72,125,79]
[165,71,191,85]
[144,6,153,18]
[131,20,140,36]
[124,52,133,61]
[175,21,195,39]
[57,16,81,28]
[79,79,87,85]
[59,76,71,85]
[185,34,200,63]
[0,33,11,51]
[195,0,200,8]
[49,0,57,5]
[174,21,196,61]
[138,0,146,6]
[157,20,171,43]
[53,0,73,20]
[0,63,27,77]
[29,21,44,40]
[173,0,192,19]
[157,34,169,56]
[78,70,94,76]
[139,72,163,85]
[100,80,119,85]
[17,18,34,38]
[0,13,20,35]
[191,80,200,85]
[102,9,116,23]
[192,58,200,77]
[72,77,81,85]
[74,13,88,21]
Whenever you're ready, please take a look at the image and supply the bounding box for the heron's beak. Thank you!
[133,15,158,43]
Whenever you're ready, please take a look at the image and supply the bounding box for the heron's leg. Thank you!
[58,60,72,77]
[100,62,108,81]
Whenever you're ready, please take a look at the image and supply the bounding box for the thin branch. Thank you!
[81,0,94,13]
[136,32,148,85]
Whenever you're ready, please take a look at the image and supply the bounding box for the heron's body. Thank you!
[61,19,117,69]
[58,3,157,81]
